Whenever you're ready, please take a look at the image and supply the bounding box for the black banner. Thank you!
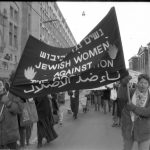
[10,7,128,99]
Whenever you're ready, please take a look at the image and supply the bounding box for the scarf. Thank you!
[131,89,148,122]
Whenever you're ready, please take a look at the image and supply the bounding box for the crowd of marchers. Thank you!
[0,71,150,150]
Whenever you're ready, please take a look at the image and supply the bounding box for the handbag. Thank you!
[20,99,38,127]
[28,100,38,123]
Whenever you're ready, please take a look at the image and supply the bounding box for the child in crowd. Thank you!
[80,96,88,113]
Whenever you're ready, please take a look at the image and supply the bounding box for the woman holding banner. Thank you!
[121,74,150,150]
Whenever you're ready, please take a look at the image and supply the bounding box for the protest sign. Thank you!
[10,7,128,99]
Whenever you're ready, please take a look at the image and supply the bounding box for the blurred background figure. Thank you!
[68,90,79,119]
[57,92,66,126]
[50,93,59,123]
[101,86,111,114]
[85,93,91,111]
[93,90,102,111]
[110,83,119,127]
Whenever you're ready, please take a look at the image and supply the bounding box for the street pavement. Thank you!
[26,101,138,150]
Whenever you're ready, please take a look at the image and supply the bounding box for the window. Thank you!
[15,55,17,63]
[0,13,2,25]
[40,7,42,16]
[46,2,48,12]
[14,34,17,48]
[40,24,42,34]
[14,10,18,22]
[3,9,7,16]
[9,22,13,33]
[42,10,44,20]
[50,8,53,18]
[28,13,31,32]
[62,18,65,24]
[43,2,46,9]
[58,11,61,18]
[9,32,13,46]
[42,27,44,36]
[48,7,50,16]
[9,22,13,46]
[10,6,13,18]
[40,17,43,23]
[14,25,17,35]
[14,25,18,48]
[53,2,57,11]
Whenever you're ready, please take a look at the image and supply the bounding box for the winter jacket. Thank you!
[70,90,79,114]
[121,89,150,142]
[0,92,23,146]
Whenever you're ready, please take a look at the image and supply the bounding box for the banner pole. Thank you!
[127,83,131,103]
[0,104,5,117]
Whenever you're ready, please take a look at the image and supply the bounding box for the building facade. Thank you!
[0,2,77,79]
[128,55,139,71]
[137,46,149,74]
[129,45,150,76]
[128,69,141,87]
[0,2,21,78]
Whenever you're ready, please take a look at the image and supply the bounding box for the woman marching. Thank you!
[0,80,23,149]
[35,95,58,148]
[121,74,150,150]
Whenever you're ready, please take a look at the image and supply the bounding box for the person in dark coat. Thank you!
[117,75,132,121]
[51,93,59,115]
[90,91,95,105]
[68,90,73,112]
[101,87,111,114]
[0,81,23,149]
[18,98,33,147]
[35,95,58,148]
[68,90,79,119]
[93,90,102,111]
[121,74,150,150]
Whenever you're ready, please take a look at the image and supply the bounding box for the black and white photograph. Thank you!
[0,1,150,150]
